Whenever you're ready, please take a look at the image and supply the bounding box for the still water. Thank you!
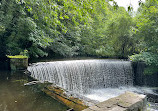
[0,71,68,111]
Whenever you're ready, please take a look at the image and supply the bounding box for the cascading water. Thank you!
[27,60,133,94]
[27,59,158,111]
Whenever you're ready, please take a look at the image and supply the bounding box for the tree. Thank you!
[0,0,147,61]
[109,7,135,58]
[130,0,158,74]
[0,0,52,58]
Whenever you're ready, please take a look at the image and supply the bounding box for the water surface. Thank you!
[0,71,68,111]
[85,87,158,111]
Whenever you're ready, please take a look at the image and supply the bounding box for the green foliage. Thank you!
[105,7,135,57]
[0,0,53,58]
[130,52,158,66]
[20,50,29,57]
[0,0,157,76]
[129,52,158,74]
[0,0,136,58]
[129,0,158,74]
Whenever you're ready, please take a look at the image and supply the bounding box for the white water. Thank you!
[85,87,158,111]
[84,86,156,102]
[27,59,158,111]
[28,59,133,94]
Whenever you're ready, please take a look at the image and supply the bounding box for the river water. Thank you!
[27,60,158,111]
[84,87,158,111]
[0,71,68,111]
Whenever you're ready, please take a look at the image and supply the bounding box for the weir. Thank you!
[28,60,134,94]
[27,59,152,110]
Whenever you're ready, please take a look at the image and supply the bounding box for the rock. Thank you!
[83,92,147,111]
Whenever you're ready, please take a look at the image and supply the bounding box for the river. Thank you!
[0,71,68,111]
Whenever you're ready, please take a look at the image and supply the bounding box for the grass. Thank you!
[7,55,28,59]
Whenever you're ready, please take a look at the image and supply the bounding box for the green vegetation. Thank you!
[130,0,158,74]
[7,55,28,59]
[0,0,157,74]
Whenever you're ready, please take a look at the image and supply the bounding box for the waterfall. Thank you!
[27,60,133,94]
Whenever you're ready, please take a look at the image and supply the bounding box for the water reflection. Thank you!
[0,71,68,111]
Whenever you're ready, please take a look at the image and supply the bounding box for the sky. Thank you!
[109,0,145,12]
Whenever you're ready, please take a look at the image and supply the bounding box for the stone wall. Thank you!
[83,92,146,111]
[9,58,28,70]
[132,62,158,87]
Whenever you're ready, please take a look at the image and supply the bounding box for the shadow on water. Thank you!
[0,71,68,111]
